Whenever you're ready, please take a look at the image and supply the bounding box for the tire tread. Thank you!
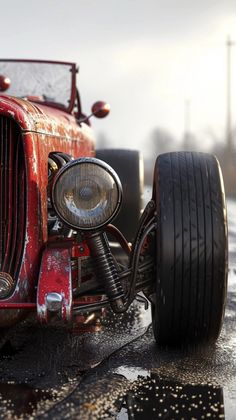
[152,152,227,345]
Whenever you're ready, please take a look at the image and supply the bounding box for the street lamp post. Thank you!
[183,98,191,150]
[226,36,236,152]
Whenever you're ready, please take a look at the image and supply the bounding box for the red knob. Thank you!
[0,75,11,92]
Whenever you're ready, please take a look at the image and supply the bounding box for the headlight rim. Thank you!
[51,157,123,231]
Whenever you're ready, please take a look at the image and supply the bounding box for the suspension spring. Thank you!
[86,232,125,313]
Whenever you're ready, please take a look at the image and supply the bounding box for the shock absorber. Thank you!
[86,232,125,313]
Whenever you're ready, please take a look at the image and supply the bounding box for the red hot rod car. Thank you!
[0,59,228,345]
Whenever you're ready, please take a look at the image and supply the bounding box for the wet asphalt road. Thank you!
[0,199,236,419]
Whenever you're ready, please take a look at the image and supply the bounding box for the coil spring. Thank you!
[87,233,125,312]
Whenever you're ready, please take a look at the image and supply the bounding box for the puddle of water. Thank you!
[0,383,52,417]
[115,374,225,419]
[0,379,78,419]
[76,371,226,419]
[113,366,151,382]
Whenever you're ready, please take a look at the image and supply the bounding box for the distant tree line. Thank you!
[96,128,236,198]
[144,127,236,198]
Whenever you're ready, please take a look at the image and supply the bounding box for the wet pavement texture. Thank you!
[0,199,235,419]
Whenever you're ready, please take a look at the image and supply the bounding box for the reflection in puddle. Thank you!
[0,383,52,417]
[116,373,225,419]
[114,366,150,382]
[0,380,80,418]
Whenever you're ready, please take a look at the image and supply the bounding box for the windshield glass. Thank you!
[0,60,76,111]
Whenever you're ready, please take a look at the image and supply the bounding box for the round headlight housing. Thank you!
[51,157,122,231]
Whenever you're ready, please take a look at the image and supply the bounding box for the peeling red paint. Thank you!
[0,78,97,326]
[37,247,72,322]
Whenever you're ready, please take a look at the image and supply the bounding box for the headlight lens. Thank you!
[0,272,14,298]
[51,158,122,230]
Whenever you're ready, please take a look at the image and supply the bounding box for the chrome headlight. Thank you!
[51,157,122,231]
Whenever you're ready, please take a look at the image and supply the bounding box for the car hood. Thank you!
[0,95,86,140]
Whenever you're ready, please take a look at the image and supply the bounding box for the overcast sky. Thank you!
[1,0,236,153]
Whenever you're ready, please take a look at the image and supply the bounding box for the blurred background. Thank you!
[1,0,236,195]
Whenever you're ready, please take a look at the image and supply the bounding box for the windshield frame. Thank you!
[0,59,77,113]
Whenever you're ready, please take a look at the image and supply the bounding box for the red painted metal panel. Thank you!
[37,247,72,323]
[0,303,36,309]
[0,94,96,326]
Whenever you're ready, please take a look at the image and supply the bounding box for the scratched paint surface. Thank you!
[0,91,95,325]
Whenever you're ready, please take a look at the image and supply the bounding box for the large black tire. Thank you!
[96,149,144,241]
[152,152,228,345]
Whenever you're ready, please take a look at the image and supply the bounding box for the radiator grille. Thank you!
[0,116,26,280]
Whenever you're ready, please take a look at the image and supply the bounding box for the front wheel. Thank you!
[151,152,228,345]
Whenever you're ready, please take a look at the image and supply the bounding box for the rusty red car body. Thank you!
[0,60,96,325]
[0,59,228,347]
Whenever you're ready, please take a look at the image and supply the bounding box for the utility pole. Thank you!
[183,99,191,149]
[226,36,236,152]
